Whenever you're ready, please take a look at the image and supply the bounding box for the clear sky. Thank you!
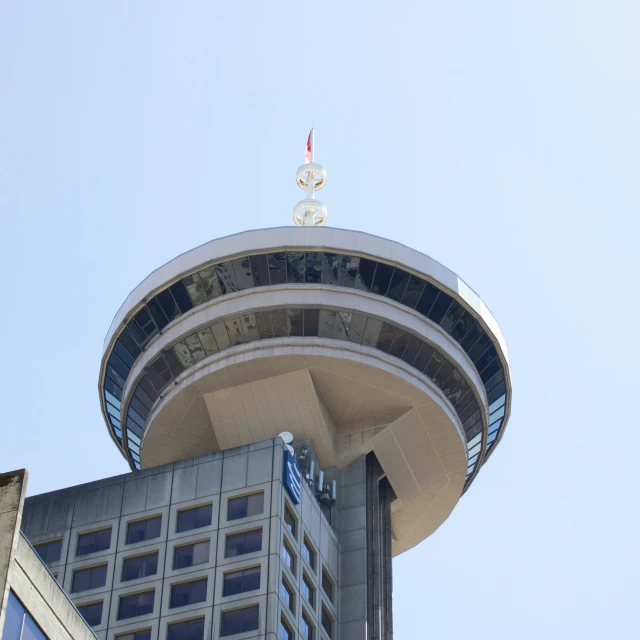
[1,2,638,638]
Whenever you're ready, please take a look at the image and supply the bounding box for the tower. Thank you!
[7,134,511,640]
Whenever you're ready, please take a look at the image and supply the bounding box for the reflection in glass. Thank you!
[321,253,340,285]
[232,257,254,290]
[361,317,382,347]
[210,321,231,351]
[355,258,377,291]
[387,268,410,302]
[375,322,396,353]
[251,254,270,287]
[215,262,238,294]
[305,252,322,284]
[338,255,359,288]
[267,253,287,285]
[197,327,218,356]
[371,263,394,295]
[185,334,206,362]
[271,309,289,338]
[286,252,305,283]
[183,273,208,306]
[318,310,336,338]
[198,266,223,300]
[288,309,304,337]
[173,341,195,368]
[169,281,194,314]
[255,311,274,339]
[240,313,259,342]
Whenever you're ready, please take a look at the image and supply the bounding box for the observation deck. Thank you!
[99,227,511,554]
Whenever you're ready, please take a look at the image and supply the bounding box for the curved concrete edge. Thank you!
[102,226,509,367]
[121,286,489,425]
[137,346,468,556]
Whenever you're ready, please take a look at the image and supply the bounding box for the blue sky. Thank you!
[1,2,638,638]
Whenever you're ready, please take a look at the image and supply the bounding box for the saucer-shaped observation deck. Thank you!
[99,227,511,554]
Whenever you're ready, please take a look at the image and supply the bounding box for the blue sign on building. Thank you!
[283,449,302,505]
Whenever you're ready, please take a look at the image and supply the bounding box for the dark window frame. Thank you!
[33,538,63,564]
[169,577,208,609]
[220,604,260,637]
[176,503,213,533]
[76,527,112,556]
[121,551,159,582]
[126,516,162,545]
[222,565,261,597]
[227,491,265,522]
[71,563,108,593]
[224,528,263,559]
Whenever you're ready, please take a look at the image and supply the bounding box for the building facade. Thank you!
[2,224,511,640]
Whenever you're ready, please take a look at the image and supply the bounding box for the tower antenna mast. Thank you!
[293,128,328,226]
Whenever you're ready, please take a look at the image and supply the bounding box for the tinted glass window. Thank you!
[375,322,396,353]
[72,564,107,592]
[223,566,260,597]
[126,516,161,544]
[288,308,304,337]
[225,529,262,558]
[228,492,264,521]
[34,539,62,564]
[303,308,319,336]
[282,541,295,573]
[267,253,288,284]
[167,618,204,640]
[321,607,333,639]
[302,574,315,605]
[338,255,359,288]
[371,262,393,295]
[301,613,314,640]
[197,266,223,300]
[173,541,210,570]
[279,617,293,640]
[220,605,259,637]
[170,578,207,608]
[305,252,322,283]
[215,262,238,293]
[176,504,212,533]
[122,553,158,582]
[117,590,154,620]
[77,528,111,556]
[321,253,340,285]
[286,252,305,283]
[386,268,410,302]
[182,273,208,306]
[322,569,334,602]
[303,539,315,569]
[77,601,103,627]
[355,258,377,291]
[232,257,254,290]
[283,505,296,538]
[4,591,47,640]
[250,253,270,287]
[280,578,294,611]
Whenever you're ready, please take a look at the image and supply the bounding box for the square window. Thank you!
[126,516,161,544]
[227,492,264,521]
[176,504,212,533]
[280,577,294,612]
[77,601,103,627]
[225,529,262,558]
[321,568,334,602]
[302,573,315,607]
[167,618,205,640]
[303,537,316,570]
[71,564,107,593]
[220,605,259,637]
[173,540,210,570]
[33,539,62,564]
[116,629,151,640]
[321,605,334,639]
[77,528,111,556]
[117,590,154,620]
[281,540,295,574]
[279,616,293,640]
[169,578,207,609]
[122,552,158,582]
[223,566,260,597]
[283,504,297,538]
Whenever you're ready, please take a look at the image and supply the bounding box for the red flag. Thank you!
[305,129,313,163]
